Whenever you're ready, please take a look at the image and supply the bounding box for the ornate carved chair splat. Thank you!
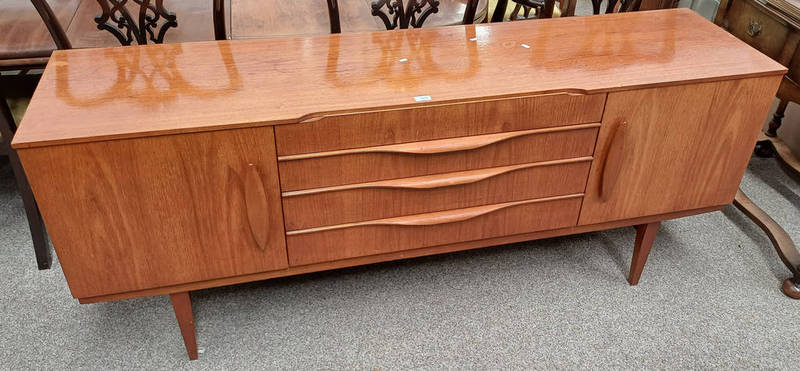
[372,0,480,30]
[94,0,178,45]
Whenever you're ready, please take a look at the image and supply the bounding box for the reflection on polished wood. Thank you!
[52,42,242,107]
[12,9,786,148]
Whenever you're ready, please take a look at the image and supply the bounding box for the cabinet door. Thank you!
[19,127,287,299]
[579,77,781,225]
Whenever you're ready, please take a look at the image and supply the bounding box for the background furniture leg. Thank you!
[766,99,788,137]
[629,221,660,285]
[169,292,198,360]
[1,99,51,270]
[733,188,800,299]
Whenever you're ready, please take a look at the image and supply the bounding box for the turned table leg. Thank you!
[766,99,788,138]
[170,292,199,360]
[733,189,800,299]
[629,221,660,285]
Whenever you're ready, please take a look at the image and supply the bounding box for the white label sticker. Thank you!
[399,58,408,63]
[414,95,432,102]
[469,37,478,41]
[521,43,531,49]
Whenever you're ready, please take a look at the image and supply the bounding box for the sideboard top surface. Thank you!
[13,9,786,148]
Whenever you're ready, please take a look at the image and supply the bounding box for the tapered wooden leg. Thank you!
[628,221,660,285]
[169,292,198,360]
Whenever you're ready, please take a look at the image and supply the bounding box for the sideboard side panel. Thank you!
[18,127,288,299]
[579,76,782,225]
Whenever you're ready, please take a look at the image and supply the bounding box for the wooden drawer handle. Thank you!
[283,157,592,197]
[278,123,601,161]
[286,193,583,235]
[599,120,628,202]
[244,163,269,251]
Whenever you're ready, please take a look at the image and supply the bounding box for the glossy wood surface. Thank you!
[0,0,79,59]
[283,158,592,230]
[275,93,604,155]
[579,76,782,225]
[278,124,600,190]
[13,9,786,149]
[18,127,288,298]
[287,194,583,266]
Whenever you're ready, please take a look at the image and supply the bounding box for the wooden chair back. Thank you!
[371,0,481,30]
[30,0,72,50]
[490,0,558,22]
[213,0,342,40]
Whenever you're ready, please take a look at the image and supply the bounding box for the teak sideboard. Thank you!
[11,9,786,359]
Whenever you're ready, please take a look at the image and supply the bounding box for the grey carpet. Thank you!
[2,155,799,369]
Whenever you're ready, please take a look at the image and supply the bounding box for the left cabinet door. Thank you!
[18,127,288,299]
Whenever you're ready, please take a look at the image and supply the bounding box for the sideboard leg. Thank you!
[169,292,199,360]
[628,221,661,285]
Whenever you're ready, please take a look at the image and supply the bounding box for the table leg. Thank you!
[733,188,800,299]
[766,99,788,138]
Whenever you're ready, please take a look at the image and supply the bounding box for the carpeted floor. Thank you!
[1,153,799,368]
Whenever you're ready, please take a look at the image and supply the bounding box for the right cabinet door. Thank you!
[579,76,781,225]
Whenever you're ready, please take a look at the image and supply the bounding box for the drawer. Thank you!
[725,0,790,61]
[283,158,592,230]
[279,123,600,191]
[275,93,605,156]
[286,194,583,266]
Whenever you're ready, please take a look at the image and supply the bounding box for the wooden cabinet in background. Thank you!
[12,9,785,360]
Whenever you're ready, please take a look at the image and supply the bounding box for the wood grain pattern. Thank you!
[275,93,604,155]
[278,125,600,190]
[283,158,592,230]
[0,0,79,60]
[17,127,288,298]
[278,123,602,161]
[579,76,783,225]
[287,195,583,266]
[78,205,725,304]
[12,9,787,149]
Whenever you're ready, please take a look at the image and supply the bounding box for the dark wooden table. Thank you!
[0,0,487,70]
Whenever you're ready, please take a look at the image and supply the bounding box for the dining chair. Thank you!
[371,0,481,30]
[0,94,51,270]
[212,0,342,40]
[490,0,559,22]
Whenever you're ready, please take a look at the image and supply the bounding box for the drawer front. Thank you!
[279,124,600,191]
[286,195,583,266]
[275,93,605,156]
[283,158,592,230]
[725,0,790,61]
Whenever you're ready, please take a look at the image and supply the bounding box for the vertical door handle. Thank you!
[600,120,628,202]
[244,163,269,251]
